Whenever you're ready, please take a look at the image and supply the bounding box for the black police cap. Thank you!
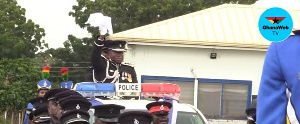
[92,104,125,122]
[58,95,87,105]
[146,101,172,115]
[29,97,47,108]
[105,40,127,52]
[60,110,90,124]
[60,98,91,112]
[44,88,70,101]
[246,108,256,116]
[54,90,82,102]
[118,111,153,124]
[33,105,49,117]
[32,105,50,124]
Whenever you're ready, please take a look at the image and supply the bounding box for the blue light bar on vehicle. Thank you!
[94,83,115,96]
[74,82,115,97]
[73,82,182,100]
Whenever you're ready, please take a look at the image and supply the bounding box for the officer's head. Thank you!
[92,104,125,124]
[60,110,90,124]
[152,113,169,124]
[54,90,83,103]
[146,101,172,124]
[118,111,153,124]
[37,80,51,97]
[44,88,70,122]
[105,40,127,64]
[38,89,49,97]
[60,100,91,124]
[58,95,91,114]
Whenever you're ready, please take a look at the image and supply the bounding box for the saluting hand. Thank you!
[94,35,107,46]
[98,35,106,41]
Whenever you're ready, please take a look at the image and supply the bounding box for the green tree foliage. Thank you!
[38,35,94,83]
[0,59,39,110]
[202,0,258,9]
[0,0,47,59]
[0,116,11,124]
[69,0,203,33]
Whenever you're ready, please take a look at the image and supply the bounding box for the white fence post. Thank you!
[19,111,21,124]
[4,111,7,120]
[191,68,198,108]
[11,111,13,124]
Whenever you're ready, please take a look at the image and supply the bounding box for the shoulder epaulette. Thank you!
[122,63,135,67]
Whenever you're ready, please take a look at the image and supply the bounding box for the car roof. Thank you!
[97,99,197,113]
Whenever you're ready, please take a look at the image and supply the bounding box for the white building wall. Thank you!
[124,44,266,95]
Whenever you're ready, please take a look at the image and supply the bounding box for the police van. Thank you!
[73,82,209,124]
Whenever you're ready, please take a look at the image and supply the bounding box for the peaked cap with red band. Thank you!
[146,101,172,115]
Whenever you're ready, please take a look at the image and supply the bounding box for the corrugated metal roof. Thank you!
[110,4,300,49]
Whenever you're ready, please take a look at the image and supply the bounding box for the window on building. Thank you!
[251,95,257,108]
[222,83,248,117]
[198,83,222,116]
[142,76,251,119]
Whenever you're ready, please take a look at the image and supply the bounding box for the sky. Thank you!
[17,0,90,48]
[16,0,300,49]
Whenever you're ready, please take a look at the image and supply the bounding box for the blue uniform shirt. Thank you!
[257,34,300,123]
[23,103,33,124]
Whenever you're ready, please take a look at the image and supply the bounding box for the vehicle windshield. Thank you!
[176,111,205,124]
